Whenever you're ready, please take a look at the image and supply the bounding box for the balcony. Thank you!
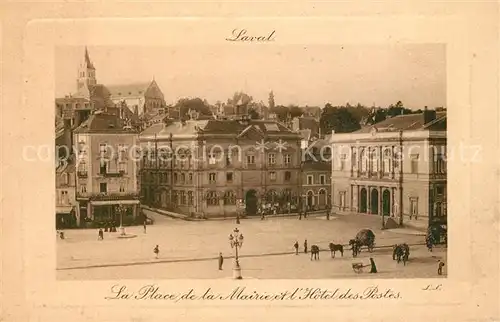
[89,192,140,201]
[99,170,126,177]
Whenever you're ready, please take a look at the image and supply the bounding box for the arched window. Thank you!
[383,148,392,174]
[370,149,379,173]
[207,191,219,206]
[188,191,194,205]
[224,191,236,205]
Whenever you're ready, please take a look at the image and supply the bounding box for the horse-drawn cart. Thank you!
[352,262,370,273]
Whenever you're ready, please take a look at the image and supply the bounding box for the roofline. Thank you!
[329,129,446,143]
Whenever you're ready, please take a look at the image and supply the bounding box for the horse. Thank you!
[393,243,410,265]
[329,243,344,258]
[354,229,376,253]
[310,245,320,260]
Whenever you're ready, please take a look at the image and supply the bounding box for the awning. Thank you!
[56,206,74,214]
[90,200,140,206]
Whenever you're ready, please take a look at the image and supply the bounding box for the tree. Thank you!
[320,104,361,134]
[268,91,275,109]
[248,108,260,119]
[288,105,304,119]
[175,98,212,118]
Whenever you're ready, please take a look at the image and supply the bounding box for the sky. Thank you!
[55,44,446,109]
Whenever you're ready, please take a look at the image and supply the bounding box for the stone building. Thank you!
[301,138,332,211]
[55,162,77,229]
[108,79,167,119]
[329,109,447,229]
[139,116,302,218]
[73,112,140,227]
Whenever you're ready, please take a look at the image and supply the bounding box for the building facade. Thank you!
[301,138,332,211]
[55,162,77,229]
[330,110,447,228]
[73,112,140,227]
[139,117,302,218]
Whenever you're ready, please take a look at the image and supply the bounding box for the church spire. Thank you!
[84,46,95,70]
[77,46,97,94]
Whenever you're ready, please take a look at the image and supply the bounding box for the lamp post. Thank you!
[228,227,244,279]
[116,204,127,236]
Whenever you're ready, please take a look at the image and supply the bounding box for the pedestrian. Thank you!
[59,231,65,240]
[304,239,308,253]
[143,220,147,234]
[218,252,224,270]
[369,257,378,273]
[326,206,330,220]
[299,211,302,220]
[154,245,160,259]
[98,229,104,240]
[294,241,299,255]
[437,260,445,275]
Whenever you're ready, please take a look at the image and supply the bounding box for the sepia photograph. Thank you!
[54,44,448,280]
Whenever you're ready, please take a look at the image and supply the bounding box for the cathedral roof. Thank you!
[107,82,151,98]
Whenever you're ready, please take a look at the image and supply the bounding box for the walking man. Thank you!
[143,220,147,234]
[326,206,330,220]
[218,252,224,270]
[154,245,160,259]
[438,260,445,275]
[98,229,104,241]
[294,241,299,255]
[304,239,308,254]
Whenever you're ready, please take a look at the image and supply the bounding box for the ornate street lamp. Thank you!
[115,204,127,236]
[228,227,244,279]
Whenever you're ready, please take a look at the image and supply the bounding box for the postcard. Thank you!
[1,2,499,322]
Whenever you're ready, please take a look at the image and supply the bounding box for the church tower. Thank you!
[76,47,97,93]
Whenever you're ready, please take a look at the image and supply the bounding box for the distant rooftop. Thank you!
[74,112,138,134]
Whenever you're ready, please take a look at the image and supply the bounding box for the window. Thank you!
[370,149,379,173]
[320,174,326,185]
[188,173,193,184]
[226,152,232,166]
[174,173,178,183]
[360,149,368,172]
[188,191,194,205]
[119,184,125,192]
[393,151,401,169]
[78,161,87,174]
[269,171,277,181]
[226,172,233,183]
[268,153,276,165]
[60,191,68,205]
[80,185,86,193]
[284,171,291,181]
[246,155,255,165]
[208,153,217,165]
[340,154,346,171]
[118,162,126,173]
[209,172,217,183]
[435,202,443,217]
[383,149,392,174]
[180,191,186,205]
[207,191,218,206]
[99,160,108,174]
[410,197,418,219]
[180,173,186,184]
[410,154,419,174]
[224,191,236,205]
[352,150,357,170]
[100,183,107,193]
[434,153,446,174]
[284,154,291,165]
[99,143,107,155]
[307,175,313,185]
[435,186,444,196]
[172,191,178,205]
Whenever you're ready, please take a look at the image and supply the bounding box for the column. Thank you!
[391,146,396,179]
[378,186,383,216]
[391,187,396,217]
[378,146,383,178]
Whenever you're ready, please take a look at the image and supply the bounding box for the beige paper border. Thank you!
[2,2,499,321]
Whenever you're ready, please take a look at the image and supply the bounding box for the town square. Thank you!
[55,45,447,280]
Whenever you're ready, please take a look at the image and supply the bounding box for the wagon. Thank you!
[352,262,369,274]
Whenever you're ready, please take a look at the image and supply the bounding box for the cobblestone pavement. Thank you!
[57,210,443,279]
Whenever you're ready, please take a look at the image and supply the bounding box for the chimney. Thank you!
[423,106,436,124]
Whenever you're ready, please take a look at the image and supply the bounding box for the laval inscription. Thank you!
[226,29,276,42]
